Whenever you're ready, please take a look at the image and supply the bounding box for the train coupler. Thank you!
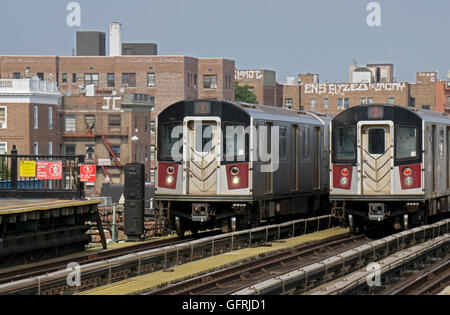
[368,203,386,221]
[192,203,214,222]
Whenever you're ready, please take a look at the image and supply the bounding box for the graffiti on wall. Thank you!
[235,70,263,81]
[303,82,407,96]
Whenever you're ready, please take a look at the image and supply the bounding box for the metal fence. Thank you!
[0,145,85,199]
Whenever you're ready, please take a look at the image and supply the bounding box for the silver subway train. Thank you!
[330,104,450,233]
[154,99,333,236]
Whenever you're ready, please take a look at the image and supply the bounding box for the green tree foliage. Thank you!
[235,81,258,104]
[0,156,10,180]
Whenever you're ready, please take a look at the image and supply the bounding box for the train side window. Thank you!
[395,126,417,159]
[161,122,183,160]
[302,127,311,159]
[223,123,246,162]
[335,126,356,161]
[279,127,287,160]
[368,129,385,154]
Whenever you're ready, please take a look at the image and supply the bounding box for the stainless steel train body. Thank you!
[330,104,450,232]
[155,99,332,236]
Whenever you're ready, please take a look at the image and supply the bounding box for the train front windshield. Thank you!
[335,126,356,161]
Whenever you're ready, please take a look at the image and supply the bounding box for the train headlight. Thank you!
[167,166,175,175]
[230,166,240,176]
[166,175,175,186]
[404,176,414,187]
[231,176,240,186]
[341,168,350,176]
[403,168,413,176]
[340,177,349,187]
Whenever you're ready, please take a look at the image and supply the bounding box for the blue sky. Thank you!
[0,0,449,82]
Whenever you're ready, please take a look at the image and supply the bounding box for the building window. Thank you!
[62,73,68,84]
[65,115,76,133]
[145,116,148,133]
[150,169,155,185]
[34,106,38,129]
[84,73,99,87]
[0,142,6,154]
[203,75,218,89]
[107,73,115,88]
[147,73,155,87]
[122,73,136,87]
[446,97,450,110]
[323,98,329,110]
[108,114,121,129]
[49,142,53,156]
[65,145,76,156]
[72,73,77,84]
[48,107,53,129]
[360,98,373,105]
[86,145,95,161]
[85,115,95,133]
[34,142,39,155]
[37,73,44,81]
[0,107,6,129]
[422,105,430,110]
[13,73,21,79]
[388,97,395,105]
[111,145,121,159]
[310,98,316,110]
[194,74,198,89]
[338,98,350,110]
[285,98,293,109]
[409,97,416,107]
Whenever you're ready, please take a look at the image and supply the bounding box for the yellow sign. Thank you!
[20,161,36,177]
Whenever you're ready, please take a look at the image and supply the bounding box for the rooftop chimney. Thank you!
[109,22,122,56]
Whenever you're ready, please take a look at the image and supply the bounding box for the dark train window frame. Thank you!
[394,125,419,162]
[279,126,288,161]
[333,125,357,163]
[159,121,183,161]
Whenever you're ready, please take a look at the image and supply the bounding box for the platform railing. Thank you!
[0,145,85,199]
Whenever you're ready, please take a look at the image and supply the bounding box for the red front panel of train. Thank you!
[158,162,179,189]
[333,164,353,190]
[226,163,249,190]
[399,163,421,190]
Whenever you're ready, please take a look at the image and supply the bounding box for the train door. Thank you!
[291,125,299,192]
[264,122,273,195]
[185,119,220,195]
[313,127,321,190]
[431,125,436,193]
[360,124,392,194]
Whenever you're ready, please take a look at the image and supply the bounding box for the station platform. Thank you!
[439,286,450,295]
[0,199,101,215]
[0,198,104,268]
[78,227,348,295]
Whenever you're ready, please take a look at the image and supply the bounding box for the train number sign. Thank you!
[37,161,63,180]
[80,164,97,183]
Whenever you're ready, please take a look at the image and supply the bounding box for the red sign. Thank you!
[37,161,63,180]
[80,164,97,183]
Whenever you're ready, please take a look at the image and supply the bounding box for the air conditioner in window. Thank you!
[211,85,217,89]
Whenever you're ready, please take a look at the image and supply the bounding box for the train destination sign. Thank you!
[37,161,63,180]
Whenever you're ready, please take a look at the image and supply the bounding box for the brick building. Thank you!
[234,69,277,106]
[0,78,61,156]
[409,72,438,110]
